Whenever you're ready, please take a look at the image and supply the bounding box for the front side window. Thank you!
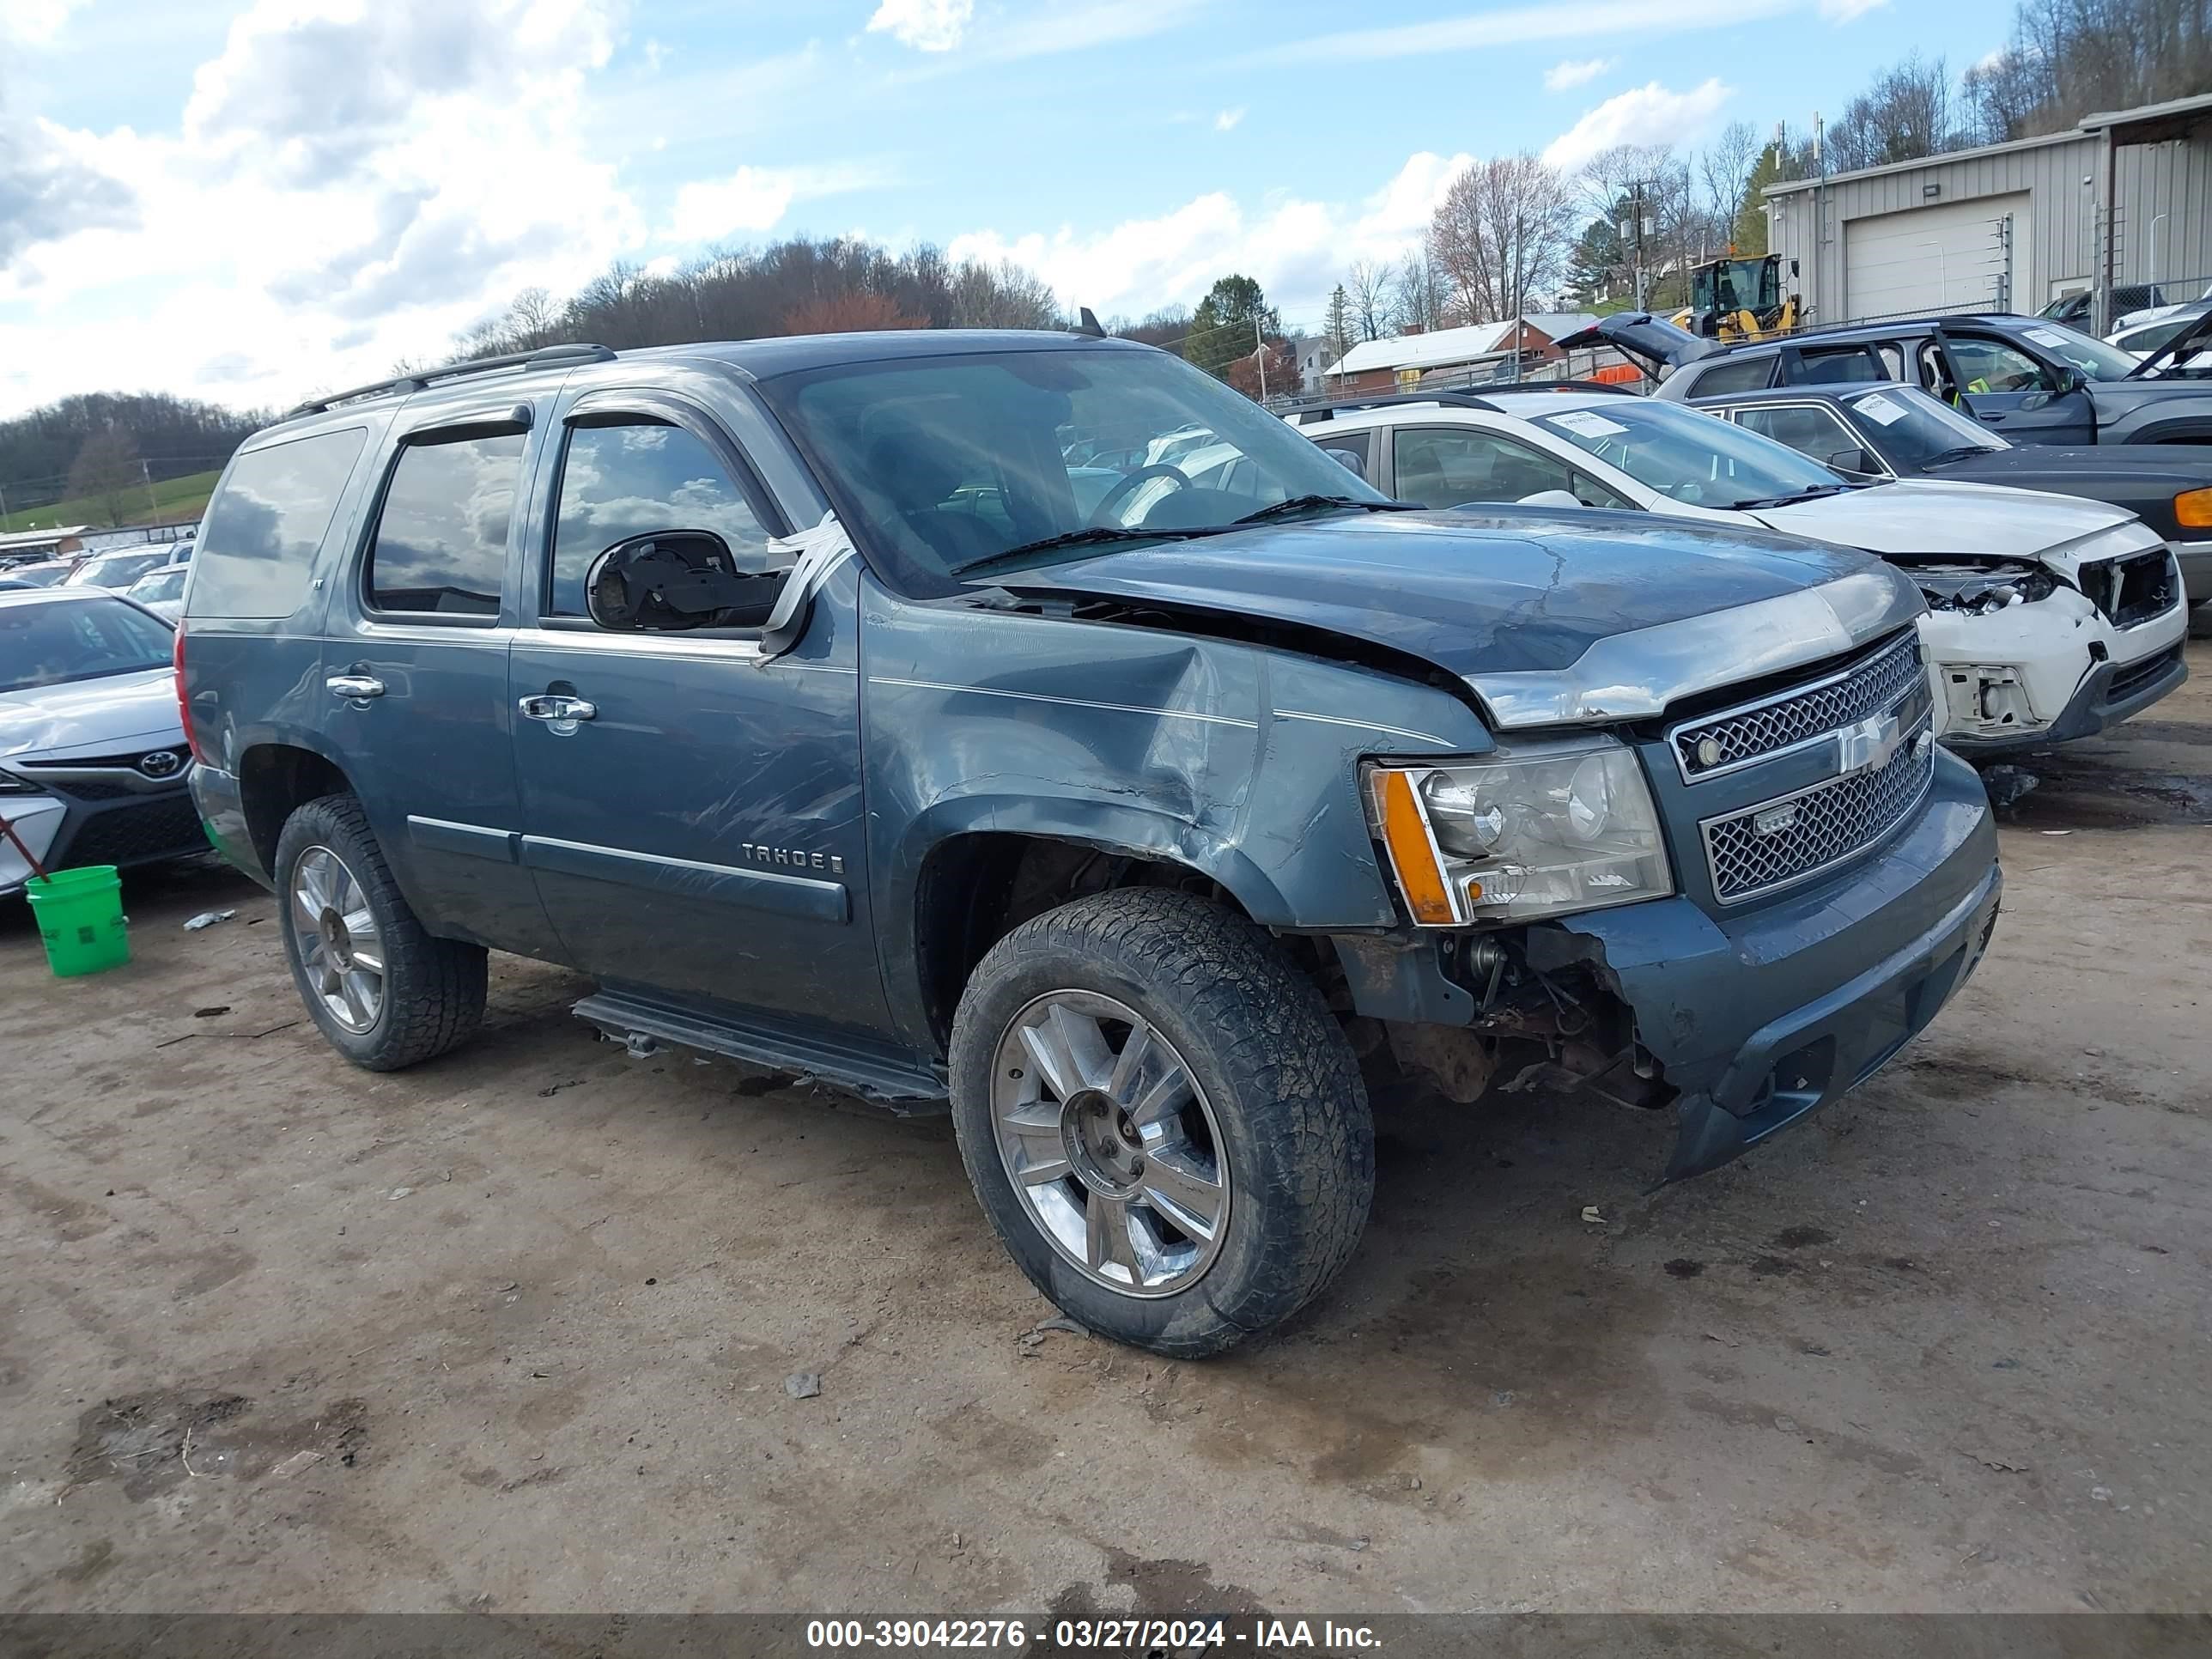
[1944,336,2056,394]
[548,422,784,619]
[754,346,1394,596]
[365,431,526,617]
[0,596,173,694]
[1390,427,1626,509]
[1732,404,1868,468]
[1528,398,1847,510]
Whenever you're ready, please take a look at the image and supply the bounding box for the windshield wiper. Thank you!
[1232,494,1421,524]
[953,525,1223,584]
[1924,445,1994,467]
[1732,483,1858,510]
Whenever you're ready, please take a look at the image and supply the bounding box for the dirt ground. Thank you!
[3,644,2209,1619]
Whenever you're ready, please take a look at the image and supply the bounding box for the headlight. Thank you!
[1364,738,1672,927]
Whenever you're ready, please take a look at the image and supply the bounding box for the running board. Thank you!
[573,988,950,1111]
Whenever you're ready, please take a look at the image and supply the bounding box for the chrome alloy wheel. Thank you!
[989,991,1231,1297]
[292,845,385,1034]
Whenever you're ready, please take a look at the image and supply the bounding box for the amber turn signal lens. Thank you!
[1374,769,1457,926]
[2175,488,2212,529]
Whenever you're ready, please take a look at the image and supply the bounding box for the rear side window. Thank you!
[1684,356,1775,397]
[365,431,526,617]
[1313,430,1372,483]
[186,428,368,618]
[1795,345,1887,385]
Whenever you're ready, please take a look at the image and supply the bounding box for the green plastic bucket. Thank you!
[25,865,130,977]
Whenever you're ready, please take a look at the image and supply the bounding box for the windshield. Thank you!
[65,551,171,590]
[0,596,174,694]
[10,563,70,586]
[1843,386,2006,466]
[753,345,1394,593]
[1515,398,1846,509]
[2013,319,2142,381]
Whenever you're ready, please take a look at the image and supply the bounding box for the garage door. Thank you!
[1844,194,2026,320]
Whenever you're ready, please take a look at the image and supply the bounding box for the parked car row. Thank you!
[1288,383,2189,757]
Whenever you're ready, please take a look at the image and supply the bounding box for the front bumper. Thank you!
[0,778,205,896]
[1528,748,2001,1180]
[1923,587,2189,757]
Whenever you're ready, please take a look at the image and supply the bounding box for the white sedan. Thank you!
[1291,389,2189,756]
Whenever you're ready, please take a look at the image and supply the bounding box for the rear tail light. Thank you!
[173,621,204,763]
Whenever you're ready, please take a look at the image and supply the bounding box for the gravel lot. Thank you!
[3,641,2208,1617]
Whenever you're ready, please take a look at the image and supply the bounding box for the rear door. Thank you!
[323,402,564,957]
[509,386,890,1030]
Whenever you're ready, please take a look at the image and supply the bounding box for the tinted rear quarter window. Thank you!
[366,432,526,617]
[1684,356,1776,397]
[187,428,368,618]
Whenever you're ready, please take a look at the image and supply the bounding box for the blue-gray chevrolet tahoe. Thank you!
[181,329,2002,1355]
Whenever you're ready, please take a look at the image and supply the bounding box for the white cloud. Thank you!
[1263,0,1785,63]
[0,0,647,414]
[982,0,1209,63]
[1213,106,1244,131]
[866,0,974,52]
[1818,0,1888,19]
[1542,78,1735,170]
[0,0,88,43]
[947,149,1472,325]
[1543,57,1612,92]
[667,162,890,241]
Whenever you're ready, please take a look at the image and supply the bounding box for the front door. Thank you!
[1929,332,2097,445]
[508,392,890,1033]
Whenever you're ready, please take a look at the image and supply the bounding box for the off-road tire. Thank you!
[275,793,487,1071]
[949,887,1373,1357]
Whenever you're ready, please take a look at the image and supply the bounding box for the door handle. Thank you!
[518,695,597,723]
[326,674,386,700]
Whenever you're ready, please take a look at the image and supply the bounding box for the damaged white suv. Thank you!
[1294,388,2188,755]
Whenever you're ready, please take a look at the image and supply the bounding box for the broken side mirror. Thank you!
[585,531,781,632]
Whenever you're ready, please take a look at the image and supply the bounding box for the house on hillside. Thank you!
[1318,313,1600,395]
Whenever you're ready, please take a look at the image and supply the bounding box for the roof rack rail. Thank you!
[1288,390,1501,423]
[286,341,618,418]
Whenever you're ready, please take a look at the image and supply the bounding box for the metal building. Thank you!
[1764,92,2212,333]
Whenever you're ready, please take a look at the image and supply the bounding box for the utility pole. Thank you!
[1629,181,1647,310]
[140,459,158,520]
[1255,317,1267,400]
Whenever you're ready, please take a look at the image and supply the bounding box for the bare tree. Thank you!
[1428,154,1580,325]
[1345,259,1389,340]
[1698,122,1764,253]
[1824,54,1963,174]
[1966,0,2212,143]
[1389,250,1443,333]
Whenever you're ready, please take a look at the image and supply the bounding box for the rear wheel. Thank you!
[275,793,486,1071]
[949,887,1372,1357]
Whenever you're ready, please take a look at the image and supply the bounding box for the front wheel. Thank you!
[948,888,1373,1357]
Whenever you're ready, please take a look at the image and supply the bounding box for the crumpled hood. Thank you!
[984,507,1878,678]
[1747,479,2152,573]
[0,668,184,763]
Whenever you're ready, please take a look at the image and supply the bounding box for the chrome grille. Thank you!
[1671,630,1923,781]
[1703,723,1935,904]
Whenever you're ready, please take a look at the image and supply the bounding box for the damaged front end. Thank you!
[1893,546,2188,752]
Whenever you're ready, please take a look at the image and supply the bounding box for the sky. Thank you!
[0,0,2021,420]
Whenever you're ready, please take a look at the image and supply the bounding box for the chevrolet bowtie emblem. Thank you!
[1835,709,1906,777]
